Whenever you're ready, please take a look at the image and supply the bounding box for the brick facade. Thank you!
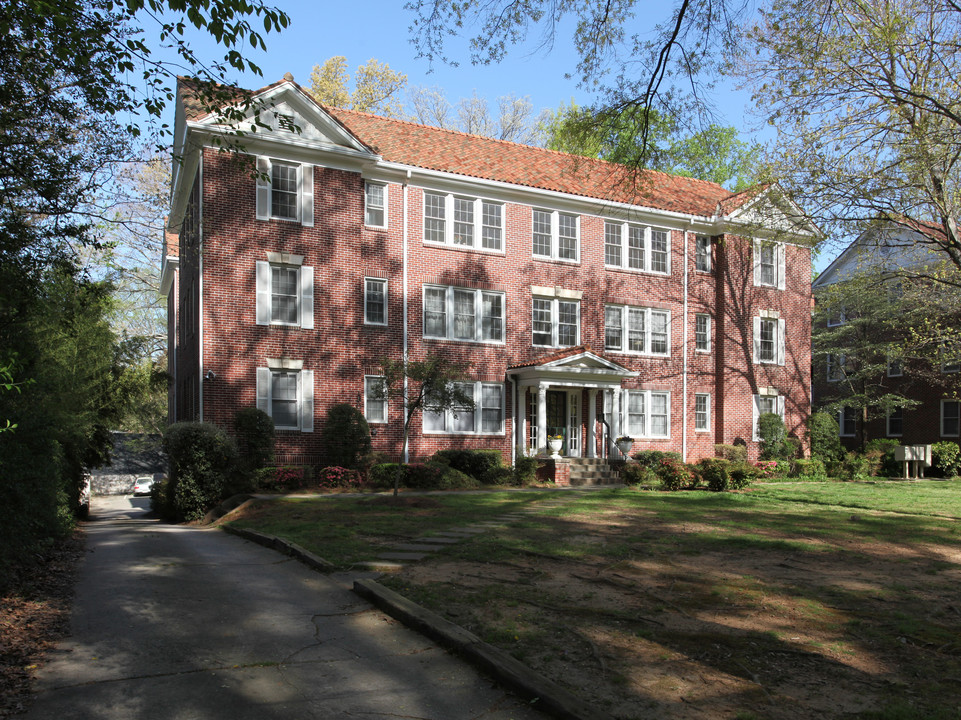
[165,78,815,466]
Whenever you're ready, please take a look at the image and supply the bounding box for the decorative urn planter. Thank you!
[616,437,634,457]
[548,437,563,458]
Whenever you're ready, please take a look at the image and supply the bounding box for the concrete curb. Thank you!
[353,578,613,720]
[221,525,336,573]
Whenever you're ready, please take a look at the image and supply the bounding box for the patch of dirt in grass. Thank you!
[392,512,961,719]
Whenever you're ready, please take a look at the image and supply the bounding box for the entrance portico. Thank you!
[508,345,638,458]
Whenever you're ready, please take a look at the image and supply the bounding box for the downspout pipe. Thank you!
[682,221,693,462]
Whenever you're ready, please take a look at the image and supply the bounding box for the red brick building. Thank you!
[161,77,817,468]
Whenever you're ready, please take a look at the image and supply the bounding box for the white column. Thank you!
[612,389,622,454]
[518,385,528,455]
[587,389,598,458]
[537,383,548,457]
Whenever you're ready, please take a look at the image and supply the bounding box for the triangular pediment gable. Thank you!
[724,185,821,243]
[541,350,632,374]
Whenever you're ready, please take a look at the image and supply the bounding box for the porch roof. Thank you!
[506,345,638,388]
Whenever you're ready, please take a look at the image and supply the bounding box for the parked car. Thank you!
[133,476,155,496]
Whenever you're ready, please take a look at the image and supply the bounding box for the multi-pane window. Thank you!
[364,278,387,325]
[826,353,845,382]
[753,394,784,441]
[604,221,670,274]
[423,285,504,342]
[604,305,670,355]
[532,209,579,261]
[271,371,299,429]
[840,406,858,437]
[365,182,386,227]
[256,260,313,329]
[257,367,314,432]
[423,381,505,434]
[753,239,786,289]
[695,394,710,431]
[695,235,711,273]
[887,407,903,437]
[942,400,960,437]
[364,376,387,424]
[695,314,710,352]
[887,354,903,377]
[423,192,503,251]
[270,162,299,220]
[624,390,670,438]
[533,297,579,347]
[754,315,785,365]
[827,306,847,327]
[271,266,299,324]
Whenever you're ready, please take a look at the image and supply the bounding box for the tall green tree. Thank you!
[743,0,961,275]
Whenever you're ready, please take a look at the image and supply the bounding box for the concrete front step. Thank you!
[566,458,618,485]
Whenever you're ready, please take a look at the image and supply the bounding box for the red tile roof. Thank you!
[507,344,628,370]
[181,77,749,219]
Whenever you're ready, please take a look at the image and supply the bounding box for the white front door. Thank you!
[567,390,581,457]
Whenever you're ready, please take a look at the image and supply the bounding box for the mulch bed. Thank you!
[0,531,84,718]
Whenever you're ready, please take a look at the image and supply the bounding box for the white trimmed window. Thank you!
[256,366,313,432]
[887,354,903,377]
[839,406,857,437]
[695,314,710,353]
[695,393,710,431]
[604,305,669,356]
[256,258,313,329]
[365,182,387,227]
[533,209,579,261]
[887,407,903,437]
[753,393,785,441]
[423,381,504,435]
[826,353,845,382]
[423,285,504,343]
[753,314,786,365]
[753,239,786,290]
[256,156,313,226]
[624,390,671,439]
[364,376,387,424]
[695,235,711,273]
[942,400,960,437]
[603,221,670,274]
[364,278,387,326]
[532,297,579,348]
[827,306,847,327]
[423,192,503,251]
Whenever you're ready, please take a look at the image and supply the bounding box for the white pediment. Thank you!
[541,351,632,373]
[726,185,821,242]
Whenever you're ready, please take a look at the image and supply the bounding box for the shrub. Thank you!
[931,441,961,478]
[782,437,803,460]
[754,460,779,479]
[865,438,901,477]
[316,466,363,489]
[655,457,693,491]
[512,456,539,486]
[807,412,843,463]
[162,422,238,522]
[233,407,274,472]
[406,462,480,490]
[633,450,683,469]
[431,449,504,482]
[728,463,759,489]
[794,458,827,480]
[255,466,308,492]
[757,412,787,460]
[621,462,657,486]
[368,463,407,489]
[841,452,875,481]
[320,404,371,470]
[697,458,731,492]
[714,443,747,464]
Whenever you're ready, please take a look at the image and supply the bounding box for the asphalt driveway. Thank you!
[23,495,544,719]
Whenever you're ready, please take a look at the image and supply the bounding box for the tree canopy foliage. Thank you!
[309,56,408,116]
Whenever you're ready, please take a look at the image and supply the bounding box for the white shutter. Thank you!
[256,156,271,221]
[752,395,760,442]
[300,265,314,329]
[300,370,314,433]
[752,316,762,364]
[752,239,761,286]
[777,319,786,366]
[777,396,786,422]
[256,367,270,414]
[300,164,314,227]
[777,243,787,291]
[256,261,271,325]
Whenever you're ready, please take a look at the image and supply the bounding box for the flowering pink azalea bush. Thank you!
[754,460,779,478]
[316,466,363,489]
[258,466,307,491]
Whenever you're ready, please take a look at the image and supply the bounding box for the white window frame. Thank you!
[256,259,313,329]
[603,220,671,274]
[839,406,858,438]
[827,306,847,327]
[422,285,505,343]
[422,191,504,252]
[364,277,388,326]
[753,239,786,290]
[532,296,580,348]
[533,208,579,262]
[887,354,903,378]
[695,314,711,353]
[753,393,785,441]
[623,390,672,439]
[826,353,845,382]
[887,407,903,437]
[942,400,960,437]
[695,234,711,273]
[422,381,505,435]
[256,366,313,433]
[365,181,387,228]
[695,393,710,432]
[753,314,786,365]
[255,156,313,227]
[364,375,388,424]
[604,304,670,356]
